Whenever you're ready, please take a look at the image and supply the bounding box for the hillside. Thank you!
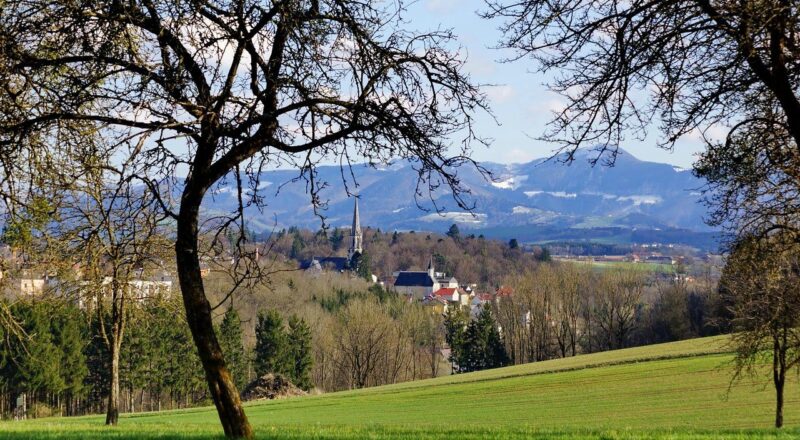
[5,336,799,439]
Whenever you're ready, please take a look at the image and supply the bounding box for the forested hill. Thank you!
[201,148,718,249]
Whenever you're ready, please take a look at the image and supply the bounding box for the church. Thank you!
[299,198,363,273]
[393,256,459,299]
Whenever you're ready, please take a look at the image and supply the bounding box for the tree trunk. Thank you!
[106,341,120,425]
[176,191,253,439]
[775,376,784,429]
[774,333,787,429]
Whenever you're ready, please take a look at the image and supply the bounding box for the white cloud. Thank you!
[503,148,541,164]
[425,0,459,13]
[683,123,729,143]
[486,85,515,104]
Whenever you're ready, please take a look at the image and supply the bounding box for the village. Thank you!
[0,198,714,316]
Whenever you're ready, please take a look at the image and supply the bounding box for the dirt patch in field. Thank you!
[240,373,306,401]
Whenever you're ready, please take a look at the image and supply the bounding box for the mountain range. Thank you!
[203,148,720,250]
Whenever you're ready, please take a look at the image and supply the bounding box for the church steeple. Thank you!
[348,197,363,260]
[427,255,435,278]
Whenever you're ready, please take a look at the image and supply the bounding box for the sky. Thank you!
[404,0,708,169]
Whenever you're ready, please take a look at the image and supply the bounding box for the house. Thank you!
[436,275,459,289]
[420,295,449,314]
[11,270,173,309]
[645,255,674,265]
[393,265,438,298]
[471,292,494,307]
[122,273,173,301]
[393,256,459,299]
[199,261,212,278]
[432,287,469,307]
[19,275,51,296]
[300,198,363,274]
[470,292,494,317]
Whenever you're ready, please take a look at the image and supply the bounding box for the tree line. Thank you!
[492,264,723,365]
[0,297,205,419]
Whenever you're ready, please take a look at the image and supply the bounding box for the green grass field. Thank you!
[561,259,677,274]
[3,336,798,439]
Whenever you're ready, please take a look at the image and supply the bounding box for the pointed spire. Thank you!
[352,197,361,234]
[427,255,435,278]
[348,197,363,259]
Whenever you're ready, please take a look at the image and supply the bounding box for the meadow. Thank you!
[2,336,798,439]
[558,258,677,274]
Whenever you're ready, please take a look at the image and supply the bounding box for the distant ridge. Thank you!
[200,147,718,249]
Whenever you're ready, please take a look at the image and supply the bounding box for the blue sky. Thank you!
[404,0,708,168]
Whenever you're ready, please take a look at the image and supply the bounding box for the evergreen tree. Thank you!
[150,298,205,409]
[289,234,305,260]
[355,252,372,281]
[329,228,345,251]
[218,306,248,390]
[466,307,509,372]
[15,302,64,395]
[254,310,290,377]
[286,316,313,390]
[445,306,508,373]
[509,238,519,249]
[120,305,150,412]
[443,307,469,373]
[446,223,461,240]
[537,246,552,262]
[50,305,88,414]
[85,314,111,411]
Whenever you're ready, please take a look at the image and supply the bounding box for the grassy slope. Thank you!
[3,336,799,439]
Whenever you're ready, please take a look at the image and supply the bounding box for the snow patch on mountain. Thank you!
[491,175,528,190]
[524,190,577,198]
[419,211,487,224]
[617,195,662,205]
[512,206,536,214]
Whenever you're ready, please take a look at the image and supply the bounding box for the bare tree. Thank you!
[695,100,800,243]
[334,299,391,389]
[553,264,585,357]
[721,235,800,428]
[593,270,644,350]
[0,1,486,436]
[495,275,528,364]
[59,164,170,425]
[483,0,800,164]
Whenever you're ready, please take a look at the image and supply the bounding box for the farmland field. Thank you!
[558,258,677,274]
[2,336,798,439]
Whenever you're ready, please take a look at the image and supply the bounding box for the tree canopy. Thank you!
[0,1,488,436]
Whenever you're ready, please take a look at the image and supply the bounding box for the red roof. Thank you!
[496,286,514,297]
[477,293,494,301]
[433,287,462,297]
